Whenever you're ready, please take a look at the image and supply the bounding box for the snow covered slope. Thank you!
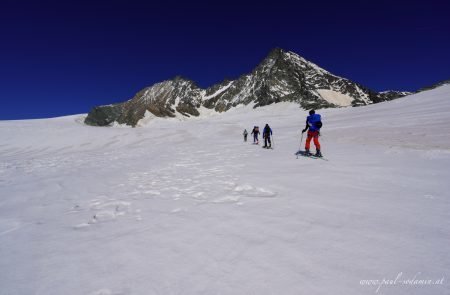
[1,86,449,295]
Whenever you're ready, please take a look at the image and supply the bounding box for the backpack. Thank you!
[308,114,322,130]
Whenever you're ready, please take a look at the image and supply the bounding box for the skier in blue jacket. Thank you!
[302,110,322,157]
[263,124,273,148]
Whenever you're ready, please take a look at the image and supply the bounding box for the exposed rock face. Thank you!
[85,48,411,126]
[84,104,124,126]
[378,90,414,101]
[115,77,203,126]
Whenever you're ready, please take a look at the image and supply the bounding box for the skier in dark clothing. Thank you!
[243,129,248,142]
[302,110,323,157]
[251,126,260,144]
[262,124,273,148]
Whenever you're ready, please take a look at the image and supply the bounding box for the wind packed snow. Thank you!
[317,89,354,106]
[1,86,450,294]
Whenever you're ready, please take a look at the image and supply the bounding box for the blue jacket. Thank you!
[263,126,272,136]
[307,114,322,132]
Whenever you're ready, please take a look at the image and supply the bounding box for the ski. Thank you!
[295,150,328,161]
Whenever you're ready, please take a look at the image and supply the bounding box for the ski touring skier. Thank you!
[243,129,248,142]
[262,124,273,148]
[251,126,260,144]
[301,110,323,157]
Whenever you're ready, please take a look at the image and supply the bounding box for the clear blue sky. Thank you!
[1,0,449,119]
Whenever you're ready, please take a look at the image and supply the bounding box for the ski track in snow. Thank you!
[0,86,450,294]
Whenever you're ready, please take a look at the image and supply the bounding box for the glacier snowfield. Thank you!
[1,86,449,294]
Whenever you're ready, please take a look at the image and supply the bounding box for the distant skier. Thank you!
[243,129,248,142]
[262,124,273,148]
[251,126,260,144]
[301,110,323,157]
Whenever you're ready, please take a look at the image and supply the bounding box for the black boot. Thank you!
[315,149,322,157]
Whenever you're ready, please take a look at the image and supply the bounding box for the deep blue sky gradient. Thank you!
[1,0,449,119]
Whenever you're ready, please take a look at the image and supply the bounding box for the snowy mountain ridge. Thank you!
[419,79,450,92]
[85,48,412,127]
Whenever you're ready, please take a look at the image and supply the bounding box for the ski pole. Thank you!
[296,132,303,158]
[299,132,304,150]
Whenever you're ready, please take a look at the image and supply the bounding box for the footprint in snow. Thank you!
[74,199,132,228]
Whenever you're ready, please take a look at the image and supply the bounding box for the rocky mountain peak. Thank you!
[85,48,412,127]
[261,47,286,64]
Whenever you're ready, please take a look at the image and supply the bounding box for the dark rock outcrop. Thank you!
[84,104,124,126]
[378,90,413,101]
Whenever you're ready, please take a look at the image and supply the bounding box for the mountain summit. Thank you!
[85,48,410,126]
